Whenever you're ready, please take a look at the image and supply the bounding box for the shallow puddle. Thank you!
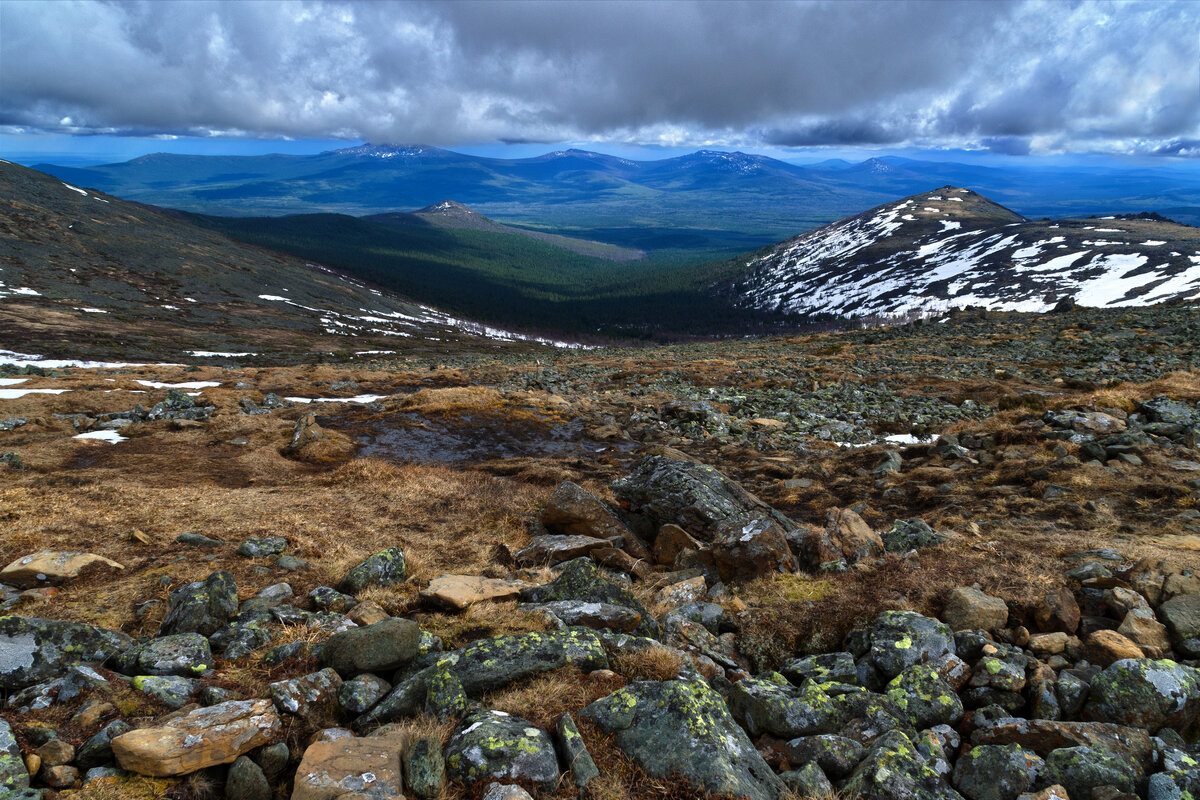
[328,410,630,464]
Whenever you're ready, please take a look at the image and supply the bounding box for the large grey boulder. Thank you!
[726,672,840,738]
[862,611,956,679]
[611,454,795,543]
[444,711,558,787]
[1040,745,1143,799]
[843,729,965,800]
[579,676,785,800]
[158,570,239,637]
[321,618,420,677]
[1083,658,1200,730]
[952,744,1043,800]
[338,547,407,595]
[519,558,657,638]
[0,616,132,690]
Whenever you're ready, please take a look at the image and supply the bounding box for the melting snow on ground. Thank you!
[62,183,88,196]
[284,395,387,404]
[73,429,127,443]
[0,388,72,399]
[135,380,221,389]
[0,378,29,386]
[186,351,257,357]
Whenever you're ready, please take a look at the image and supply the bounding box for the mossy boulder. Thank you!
[519,558,657,638]
[1083,658,1200,730]
[0,720,29,794]
[131,675,198,708]
[579,676,785,800]
[338,547,407,595]
[843,729,965,800]
[0,616,132,690]
[886,664,965,730]
[113,633,211,677]
[726,672,840,738]
[208,610,275,660]
[952,744,1043,800]
[1040,745,1142,799]
[321,618,420,677]
[403,735,444,799]
[776,734,864,778]
[781,651,858,685]
[444,711,558,787]
[158,570,238,637]
[611,455,795,544]
[356,629,608,727]
[864,611,956,680]
[1147,768,1200,800]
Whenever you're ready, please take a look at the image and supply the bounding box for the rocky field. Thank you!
[0,304,1198,800]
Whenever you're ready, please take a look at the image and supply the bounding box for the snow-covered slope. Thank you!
[0,161,582,360]
[728,187,1200,318]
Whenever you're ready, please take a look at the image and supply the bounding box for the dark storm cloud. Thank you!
[0,0,1196,155]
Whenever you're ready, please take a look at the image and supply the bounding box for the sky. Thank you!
[1,0,1198,166]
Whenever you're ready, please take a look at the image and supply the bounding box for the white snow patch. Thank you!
[284,395,386,405]
[186,351,257,357]
[135,380,220,389]
[75,307,108,313]
[940,221,962,232]
[0,388,71,399]
[73,429,126,443]
[61,183,87,196]
[258,295,289,301]
[1140,240,1166,246]
[0,378,29,386]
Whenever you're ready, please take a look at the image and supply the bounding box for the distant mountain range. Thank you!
[32,145,1200,254]
[724,187,1200,319]
[0,161,584,361]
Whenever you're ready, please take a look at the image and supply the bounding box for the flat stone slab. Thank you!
[111,699,281,777]
[1,551,123,588]
[420,575,534,610]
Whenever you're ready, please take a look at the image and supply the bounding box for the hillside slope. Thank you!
[0,161,571,361]
[725,186,1200,319]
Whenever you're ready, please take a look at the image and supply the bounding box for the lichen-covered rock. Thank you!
[776,734,863,778]
[114,633,211,677]
[0,616,132,690]
[1040,745,1142,799]
[882,518,947,553]
[1159,594,1200,641]
[444,711,558,787]
[75,720,132,770]
[338,547,407,595]
[554,713,598,789]
[403,735,444,799]
[131,675,198,708]
[158,570,238,637]
[292,731,404,800]
[886,665,965,730]
[1148,769,1200,800]
[727,672,839,738]
[781,762,835,797]
[309,586,358,613]
[1082,658,1200,730]
[321,617,420,677]
[519,558,657,638]
[208,610,275,660]
[579,677,785,800]
[864,611,957,679]
[611,455,795,544]
[952,744,1044,800]
[236,537,287,559]
[238,583,294,614]
[844,728,965,800]
[5,665,108,712]
[781,652,858,685]
[424,662,468,721]
[0,719,29,794]
[111,699,281,777]
[337,674,391,716]
[357,629,608,726]
[524,600,642,632]
[514,535,610,566]
[269,667,343,720]
[969,719,1154,766]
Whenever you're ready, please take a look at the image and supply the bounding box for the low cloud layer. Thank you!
[1,0,1196,155]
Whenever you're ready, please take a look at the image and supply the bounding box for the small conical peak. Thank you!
[418,200,473,214]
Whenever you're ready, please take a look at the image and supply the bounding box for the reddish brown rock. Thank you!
[1033,587,1081,634]
[111,699,281,777]
[1083,630,1144,666]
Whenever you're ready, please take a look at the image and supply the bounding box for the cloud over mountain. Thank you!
[1,0,1196,155]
